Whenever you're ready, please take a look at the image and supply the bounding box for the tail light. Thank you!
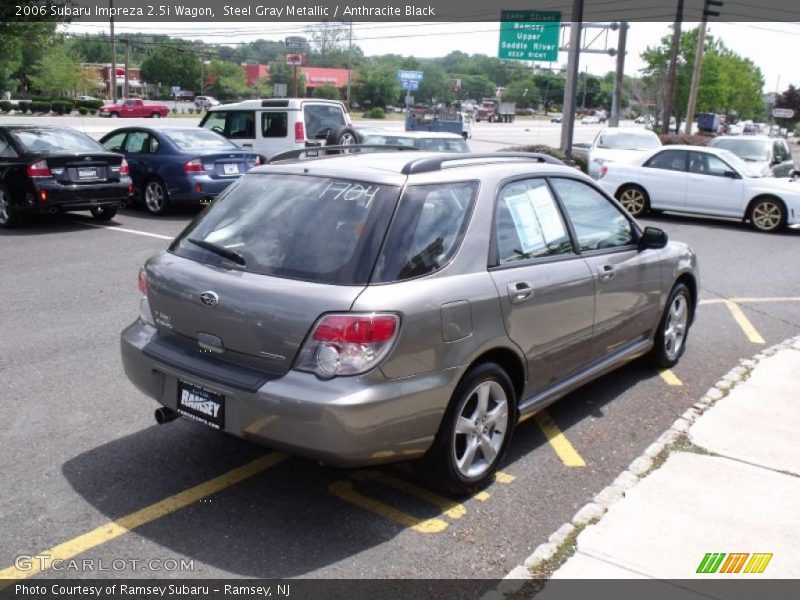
[27,159,52,178]
[137,267,155,327]
[254,155,262,166]
[599,164,608,178]
[294,122,305,143]
[120,158,130,175]
[184,158,206,173]
[294,313,400,378]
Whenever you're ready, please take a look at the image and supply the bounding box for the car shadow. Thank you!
[0,213,111,236]
[641,212,800,237]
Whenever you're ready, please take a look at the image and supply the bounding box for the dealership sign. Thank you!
[498,10,561,62]
[396,70,423,91]
[772,108,795,119]
[285,36,306,50]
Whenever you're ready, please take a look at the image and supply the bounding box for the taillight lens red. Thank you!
[27,159,52,178]
[599,164,608,178]
[120,158,130,175]
[184,158,205,173]
[138,268,147,295]
[294,122,305,143]
[295,313,400,378]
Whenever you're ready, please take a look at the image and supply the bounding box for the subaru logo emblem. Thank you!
[200,292,219,307]
[84,156,92,161]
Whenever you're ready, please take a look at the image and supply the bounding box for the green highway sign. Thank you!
[498,10,561,62]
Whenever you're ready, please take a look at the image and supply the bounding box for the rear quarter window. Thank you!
[373,182,478,283]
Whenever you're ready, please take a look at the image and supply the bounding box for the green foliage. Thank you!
[268,60,305,96]
[313,84,341,100]
[499,144,587,173]
[353,63,401,108]
[365,107,386,119]
[28,44,94,97]
[774,85,800,127]
[51,100,73,115]
[0,101,11,113]
[0,21,58,94]
[502,77,538,108]
[659,133,713,146]
[78,106,88,115]
[206,60,249,100]
[140,43,201,93]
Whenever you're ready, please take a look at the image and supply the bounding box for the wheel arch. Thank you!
[745,194,786,219]
[461,347,526,405]
[674,272,698,325]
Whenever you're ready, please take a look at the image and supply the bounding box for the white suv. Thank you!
[199,98,353,159]
[194,96,220,110]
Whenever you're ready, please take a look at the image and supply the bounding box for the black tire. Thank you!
[151,112,161,119]
[748,197,786,233]
[109,112,119,118]
[615,185,650,217]
[418,362,517,495]
[324,126,360,153]
[649,282,692,369]
[143,179,170,215]
[90,206,117,221]
[0,184,18,228]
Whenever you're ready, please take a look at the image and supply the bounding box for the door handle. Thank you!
[598,264,615,281]
[241,143,253,148]
[507,281,534,304]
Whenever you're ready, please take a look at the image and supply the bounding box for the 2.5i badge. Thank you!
[177,381,225,430]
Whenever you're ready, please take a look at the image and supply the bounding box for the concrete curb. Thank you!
[498,334,800,590]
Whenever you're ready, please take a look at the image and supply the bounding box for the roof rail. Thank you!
[400,152,565,175]
[267,145,419,163]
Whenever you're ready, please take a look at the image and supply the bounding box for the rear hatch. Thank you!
[45,153,125,184]
[145,171,402,377]
[145,252,363,376]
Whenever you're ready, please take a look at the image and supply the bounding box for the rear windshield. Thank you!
[171,174,400,285]
[596,132,660,151]
[164,129,237,150]
[11,129,106,154]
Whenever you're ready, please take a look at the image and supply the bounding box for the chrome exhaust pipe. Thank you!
[154,407,179,424]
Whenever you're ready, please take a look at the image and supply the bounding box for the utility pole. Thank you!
[662,0,683,134]
[685,0,723,135]
[581,66,588,109]
[123,39,130,99]
[559,0,583,159]
[609,21,627,127]
[200,45,205,96]
[346,21,353,106]
[109,0,116,103]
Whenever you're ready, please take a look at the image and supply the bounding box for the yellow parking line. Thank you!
[699,296,800,306]
[493,471,516,483]
[351,470,467,519]
[659,369,683,386]
[724,300,766,344]
[0,452,288,582]
[328,481,448,533]
[534,412,586,468]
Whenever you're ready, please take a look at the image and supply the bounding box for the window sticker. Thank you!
[505,186,567,254]
[527,186,567,244]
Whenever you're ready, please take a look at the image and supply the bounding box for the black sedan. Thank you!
[99,127,260,215]
[0,125,132,228]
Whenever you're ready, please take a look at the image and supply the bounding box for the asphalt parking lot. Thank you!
[1,128,799,580]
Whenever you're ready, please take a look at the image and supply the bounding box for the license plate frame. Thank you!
[176,380,225,430]
[222,163,239,175]
[78,167,98,179]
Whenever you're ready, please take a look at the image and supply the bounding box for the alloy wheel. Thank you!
[751,201,782,232]
[619,188,646,216]
[452,380,509,479]
[0,190,9,225]
[145,181,165,213]
[664,293,688,361]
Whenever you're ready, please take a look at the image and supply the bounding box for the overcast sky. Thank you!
[63,21,798,92]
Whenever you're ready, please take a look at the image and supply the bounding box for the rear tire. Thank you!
[616,185,649,217]
[143,179,169,215]
[418,362,516,495]
[110,112,119,118]
[649,282,692,368]
[324,126,360,153]
[0,185,18,228]
[90,206,117,221]
[151,112,161,119]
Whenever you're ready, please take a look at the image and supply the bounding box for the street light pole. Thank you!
[109,0,116,103]
[685,0,723,135]
[662,0,684,134]
[560,0,584,159]
[609,22,627,127]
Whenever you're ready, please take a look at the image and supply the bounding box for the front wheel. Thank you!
[649,282,692,368]
[109,112,119,118]
[748,198,785,232]
[0,185,18,228]
[419,362,516,495]
[90,206,117,221]
[151,112,161,119]
[616,185,649,217]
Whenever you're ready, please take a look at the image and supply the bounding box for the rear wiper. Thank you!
[187,238,246,266]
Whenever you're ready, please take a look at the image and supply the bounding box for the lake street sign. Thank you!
[498,10,561,62]
[772,108,795,119]
[285,36,306,50]
[397,70,424,92]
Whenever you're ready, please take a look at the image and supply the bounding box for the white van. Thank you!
[198,98,353,158]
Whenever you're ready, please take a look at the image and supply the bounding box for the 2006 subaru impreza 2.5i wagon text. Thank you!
[121,151,698,494]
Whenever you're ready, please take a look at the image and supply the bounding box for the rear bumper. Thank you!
[120,320,461,467]
[166,175,239,204]
[23,179,131,213]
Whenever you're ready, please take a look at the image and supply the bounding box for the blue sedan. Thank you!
[99,127,260,215]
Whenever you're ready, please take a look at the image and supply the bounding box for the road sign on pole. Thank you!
[772,108,795,119]
[396,70,423,92]
[285,36,306,50]
[498,10,561,62]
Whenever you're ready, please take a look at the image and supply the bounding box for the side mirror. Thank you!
[640,226,668,250]
[723,169,739,179]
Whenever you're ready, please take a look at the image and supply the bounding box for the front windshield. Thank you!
[710,139,770,161]
[716,149,764,178]
[597,132,660,151]
[12,129,107,155]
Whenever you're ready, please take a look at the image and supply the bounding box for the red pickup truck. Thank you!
[99,99,170,119]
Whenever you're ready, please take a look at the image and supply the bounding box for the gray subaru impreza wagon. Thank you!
[121,151,698,493]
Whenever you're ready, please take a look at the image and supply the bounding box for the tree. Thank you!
[502,77,537,108]
[268,60,306,96]
[206,61,248,100]
[353,63,401,108]
[28,44,95,97]
[456,74,496,102]
[415,64,453,104]
[533,72,565,113]
[140,44,201,92]
[307,22,346,63]
[774,85,800,128]
[313,84,341,99]
[0,22,58,94]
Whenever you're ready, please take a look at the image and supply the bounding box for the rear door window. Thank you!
[124,131,158,153]
[101,131,127,152]
[303,104,346,139]
[645,149,687,172]
[261,112,288,138]
[171,174,400,285]
[373,182,478,282]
